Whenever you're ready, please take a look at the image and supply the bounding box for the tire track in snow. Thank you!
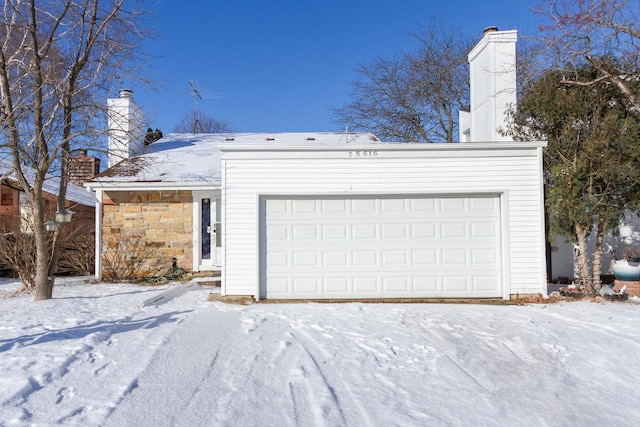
[288,329,348,426]
[400,318,496,393]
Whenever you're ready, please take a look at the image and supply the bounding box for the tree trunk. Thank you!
[33,202,53,301]
[591,215,606,291]
[575,223,591,283]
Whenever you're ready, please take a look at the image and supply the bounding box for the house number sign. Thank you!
[348,150,378,157]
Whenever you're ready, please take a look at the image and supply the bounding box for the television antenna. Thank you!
[341,126,355,144]
[188,81,219,133]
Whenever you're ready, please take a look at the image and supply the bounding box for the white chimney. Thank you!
[461,27,517,142]
[107,89,145,167]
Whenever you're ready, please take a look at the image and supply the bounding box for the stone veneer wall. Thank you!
[102,190,193,278]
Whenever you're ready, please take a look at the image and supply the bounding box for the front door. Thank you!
[193,191,221,270]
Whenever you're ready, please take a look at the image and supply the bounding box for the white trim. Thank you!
[254,192,261,301]
[500,191,511,300]
[84,181,220,192]
[94,189,103,280]
[221,160,227,297]
[192,190,220,272]
[192,195,200,272]
[537,147,548,297]
[219,141,547,153]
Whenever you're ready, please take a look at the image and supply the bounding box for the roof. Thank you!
[88,132,381,188]
[0,158,95,207]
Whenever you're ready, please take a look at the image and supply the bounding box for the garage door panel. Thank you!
[381,198,407,212]
[412,249,438,265]
[321,199,347,213]
[443,276,470,292]
[267,224,288,240]
[381,223,407,238]
[266,199,288,213]
[323,277,349,293]
[441,198,466,212]
[442,249,468,265]
[261,195,502,299]
[471,222,499,238]
[293,277,319,293]
[472,249,499,265]
[322,224,348,239]
[292,224,317,239]
[266,251,289,268]
[352,223,377,239]
[382,250,408,265]
[441,222,468,238]
[323,251,348,267]
[352,250,378,267]
[470,197,499,212]
[269,278,290,295]
[411,198,437,212]
[413,276,439,292]
[293,251,318,267]
[292,199,317,213]
[412,223,437,238]
[353,277,379,293]
[474,276,501,291]
[383,277,409,292]
[352,199,377,214]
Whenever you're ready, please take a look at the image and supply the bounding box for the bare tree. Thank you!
[332,20,473,142]
[535,0,640,115]
[173,110,234,133]
[0,0,152,300]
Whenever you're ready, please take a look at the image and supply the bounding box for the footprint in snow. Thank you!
[55,386,75,404]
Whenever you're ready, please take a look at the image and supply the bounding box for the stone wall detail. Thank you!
[102,190,193,278]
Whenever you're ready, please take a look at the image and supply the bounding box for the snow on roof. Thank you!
[0,157,95,207]
[91,132,381,186]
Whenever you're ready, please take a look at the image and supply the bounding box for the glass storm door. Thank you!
[201,198,212,260]
[194,191,220,270]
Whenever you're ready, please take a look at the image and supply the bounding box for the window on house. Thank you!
[0,186,14,206]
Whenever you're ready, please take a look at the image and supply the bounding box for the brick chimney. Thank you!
[69,149,101,185]
[107,89,145,167]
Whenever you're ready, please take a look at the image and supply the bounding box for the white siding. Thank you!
[221,144,546,298]
[468,30,517,143]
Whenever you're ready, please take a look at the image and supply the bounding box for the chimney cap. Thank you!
[483,26,499,35]
[119,89,133,99]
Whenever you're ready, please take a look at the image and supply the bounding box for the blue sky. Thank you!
[129,0,542,134]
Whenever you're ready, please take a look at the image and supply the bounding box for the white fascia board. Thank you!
[84,181,221,192]
[219,141,548,160]
[219,141,546,152]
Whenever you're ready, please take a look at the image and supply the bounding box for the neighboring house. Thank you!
[0,155,97,276]
[0,157,96,233]
[86,27,548,300]
[551,216,640,282]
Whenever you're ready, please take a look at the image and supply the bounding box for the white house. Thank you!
[86,27,548,300]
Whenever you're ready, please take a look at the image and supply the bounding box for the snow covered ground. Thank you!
[1,278,639,427]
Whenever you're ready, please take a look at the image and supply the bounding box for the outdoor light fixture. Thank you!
[45,209,75,232]
[55,209,74,224]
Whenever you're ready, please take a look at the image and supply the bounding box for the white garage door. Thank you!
[260,195,502,299]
